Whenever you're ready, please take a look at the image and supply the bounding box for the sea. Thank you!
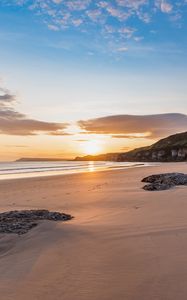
[0,161,156,180]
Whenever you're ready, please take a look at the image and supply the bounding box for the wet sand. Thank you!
[0,162,187,300]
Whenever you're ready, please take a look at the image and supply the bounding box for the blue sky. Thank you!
[0,0,187,159]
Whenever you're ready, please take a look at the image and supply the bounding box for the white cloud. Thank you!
[86,9,102,21]
[106,6,130,21]
[2,0,185,48]
[155,0,173,13]
[116,47,128,52]
[78,114,187,139]
[116,0,148,10]
[160,1,173,13]
[118,27,135,38]
[52,0,62,3]
[66,0,91,11]
[48,24,59,31]
[0,85,70,136]
[72,19,83,27]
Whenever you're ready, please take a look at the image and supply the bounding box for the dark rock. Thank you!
[0,210,73,235]
[142,173,187,183]
[143,182,175,191]
[142,173,187,191]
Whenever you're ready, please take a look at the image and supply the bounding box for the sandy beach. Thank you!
[0,162,187,300]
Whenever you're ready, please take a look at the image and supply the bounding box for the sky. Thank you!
[0,0,187,160]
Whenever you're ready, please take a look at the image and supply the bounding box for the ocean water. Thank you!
[0,161,154,180]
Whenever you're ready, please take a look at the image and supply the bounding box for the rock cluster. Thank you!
[142,173,187,191]
[0,209,72,235]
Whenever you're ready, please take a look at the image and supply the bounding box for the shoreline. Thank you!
[0,161,159,181]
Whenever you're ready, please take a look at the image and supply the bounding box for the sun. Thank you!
[83,140,101,155]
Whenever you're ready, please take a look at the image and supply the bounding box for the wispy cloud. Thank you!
[66,0,91,11]
[75,139,89,142]
[3,144,28,148]
[78,113,187,139]
[2,0,186,50]
[0,85,69,136]
[111,134,150,139]
[155,0,173,13]
[0,88,16,106]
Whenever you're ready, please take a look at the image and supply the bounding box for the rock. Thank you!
[143,182,175,191]
[0,210,73,235]
[142,173,186,183]
[142,173,187,191]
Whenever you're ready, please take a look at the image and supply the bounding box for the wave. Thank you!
[0,161,155,180]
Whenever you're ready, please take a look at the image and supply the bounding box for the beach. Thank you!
[0,162,187,300]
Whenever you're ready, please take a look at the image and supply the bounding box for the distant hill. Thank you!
[16,158,69,162]
[75,131,187,162]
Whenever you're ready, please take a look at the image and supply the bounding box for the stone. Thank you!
[0,209,73,235]
[143,182,175,191]
[142,173,187,191]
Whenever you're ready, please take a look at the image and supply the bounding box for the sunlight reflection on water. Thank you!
[0,161,158,180]
[88,161,95,172]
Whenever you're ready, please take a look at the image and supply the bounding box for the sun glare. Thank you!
[83,140,101,155]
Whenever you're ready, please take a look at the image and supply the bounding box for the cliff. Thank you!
[75,131,187,162]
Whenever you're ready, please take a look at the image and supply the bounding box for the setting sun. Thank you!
[83,140,102,155]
